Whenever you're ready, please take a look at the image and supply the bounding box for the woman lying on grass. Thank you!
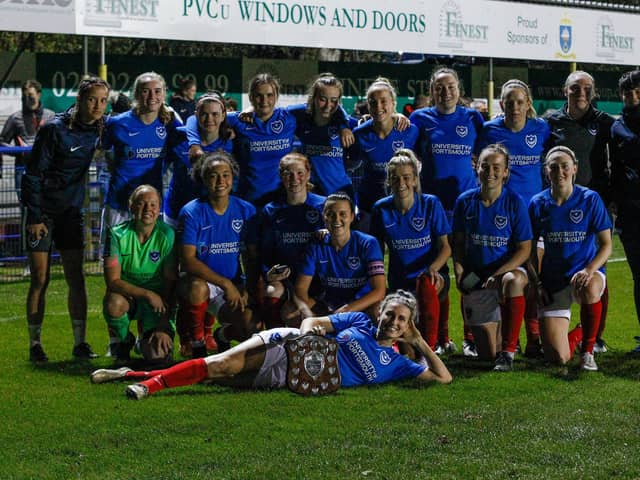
[91,290,453,399]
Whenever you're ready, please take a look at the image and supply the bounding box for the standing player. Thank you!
[410,67,485,356]
[187,73,296,207]
[529,146,612,370]
[102,72,182,232]
[287,73,355,198]
[164,92,233,227]
[168,76,197,122]
[452,145,532,370]
[610,70,640,352]
[103,185,176,366]
[544,71,614,354]
[258,153,326,328]
[22,76,110,362]
[370,149,451,351]
[351,78,419,230]
[294,193,386,318]
[177,150,259,358]
[90,290,452,400]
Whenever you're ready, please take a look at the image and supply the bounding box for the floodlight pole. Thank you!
[98,37,107,82]
[488,57,494,118]
[83,36,89,75]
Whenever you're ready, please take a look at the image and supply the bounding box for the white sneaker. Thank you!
[91,367,132,384]
[434,345,445,356]
[126,383,149,400]
[493,351,514,372]
[462,340,478,358]
[581,352,598,371]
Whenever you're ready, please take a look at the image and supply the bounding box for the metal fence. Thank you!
[0,157,105,282]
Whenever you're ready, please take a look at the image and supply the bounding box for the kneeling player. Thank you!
[103,185,177,365]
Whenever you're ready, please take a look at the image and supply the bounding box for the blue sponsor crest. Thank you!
[306,210,320,224]
[494,215,508,229]
[569,209,583,224]
[412,216,425,231]
[525,134,538,148]
[392,140,405,152]
[271,120,284,134]
[232,219,243,233]
[379,350,392,365]
[348,256,361,270]
[560,24,572,54]
[149,251,160,262]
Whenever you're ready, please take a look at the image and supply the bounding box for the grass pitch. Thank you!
[1,240,639,479]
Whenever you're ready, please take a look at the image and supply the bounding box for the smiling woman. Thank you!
[21,76,111,363]
[90,289,452,400]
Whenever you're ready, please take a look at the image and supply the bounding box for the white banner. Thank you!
[2,0,639,65]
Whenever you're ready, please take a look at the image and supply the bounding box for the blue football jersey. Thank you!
[371,193,451,290]
[410,105,484,215]
[300,230,384,309]
[178,196,257,281]
[453,187,533,279]
[477,116,551,204]
[529,185,611,293]
[352,119,419,211]
[330,312,425,387]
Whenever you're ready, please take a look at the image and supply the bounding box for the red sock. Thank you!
[138,358,209,395]
[263,296,284,329]
[204,312,216,337]
[597,286,608,338]
[501,295,525,353]
[580,301,602,354]
[524,290,540,343]
[438,294,450,345]
[416,276,440,348]
[188,301,209,343]
[568,324,583,355]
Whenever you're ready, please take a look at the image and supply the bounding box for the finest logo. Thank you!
[596,17,634,59]
[438,0,488,48]
[569,209,584,224]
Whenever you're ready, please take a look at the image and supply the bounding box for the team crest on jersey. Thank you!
[412,216,425,231]
[232,219,243,233]
[525,134,537,148]
[588,123,598,136]
[306,210,320,224]
[269,332,283,344]
[271,120,284,134]
[392,140,405,152]
[149,251,160,263]
[569,209,583,224]
[155,126,167,139]
[328,126,339,140]
[379,350,392,365]
[336,331,351,342]
[199,243,209,256]
[494,215,508,229]
[456,125,468,138]
[348,256,361,270]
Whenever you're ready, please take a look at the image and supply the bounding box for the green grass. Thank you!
[1,237,639,479]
